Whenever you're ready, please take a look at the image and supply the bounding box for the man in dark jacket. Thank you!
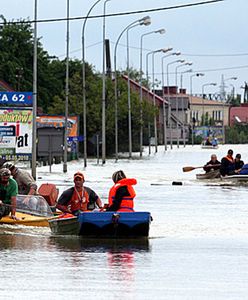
[220,149,235,176]
[234,153,244,174]
[203,154,221,173]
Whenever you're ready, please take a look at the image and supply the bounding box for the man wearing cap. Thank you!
[220,149,235,176]
[56,171,103,215]
[0,168,18,220]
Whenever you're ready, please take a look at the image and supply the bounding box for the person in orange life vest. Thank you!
[220,149,235,176]
[106,170,137,212]
[56,172,103,215]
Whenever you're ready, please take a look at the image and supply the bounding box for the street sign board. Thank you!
[0,92,33,106]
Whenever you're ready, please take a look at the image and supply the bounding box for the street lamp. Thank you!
[174,62,193,148]
[179,68,193,147]
[82,0,102,168]
[161,51,180,151]
[201,82,217,125]
[220,75,237,143]
[166,59,185,149]
[180,68,193,89]
[139,28,165,157]
[114,16,151,161]
[152,47,172,153]
[32,0,38,179]
[102,0,110,165]
[63,0,70,173]
[190,73,204,145]
[127,16,151,159]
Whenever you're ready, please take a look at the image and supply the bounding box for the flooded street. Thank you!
[1,144,248,299]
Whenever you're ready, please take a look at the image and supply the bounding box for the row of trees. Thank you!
[0,16,156,155]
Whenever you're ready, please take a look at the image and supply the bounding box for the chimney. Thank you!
[163,86,178,94]
[179,88,186,94]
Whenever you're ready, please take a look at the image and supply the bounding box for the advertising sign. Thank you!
[0,109,33,161]
[36,116,78,137]
[194,126,224,143]
[0,92,33,106]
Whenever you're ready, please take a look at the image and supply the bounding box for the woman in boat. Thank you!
[203,154,221,173]
[106,170,137,212]
[0,168,18,220]
[220,149,235,176]
[234,154,244,174]
[56,172,102,215]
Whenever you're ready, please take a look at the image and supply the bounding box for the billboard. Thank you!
[36,116,78,137]
[0,108,33,161]
[194,126,224,143]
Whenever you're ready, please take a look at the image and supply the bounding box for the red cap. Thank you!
[74,172,84,181]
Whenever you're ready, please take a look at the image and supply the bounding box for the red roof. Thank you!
[0,80,14,91]
[122,75,168,105]
[230,106,248,125]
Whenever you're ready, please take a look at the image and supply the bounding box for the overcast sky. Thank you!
[1,0,247,98]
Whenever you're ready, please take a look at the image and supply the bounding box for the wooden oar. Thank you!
[182,164,221,172]
[182,166,204,172]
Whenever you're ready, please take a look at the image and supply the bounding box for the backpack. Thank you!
[239,164,248,175]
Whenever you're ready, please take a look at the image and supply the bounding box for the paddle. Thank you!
[182,164,221,172]
[182,166,204,172]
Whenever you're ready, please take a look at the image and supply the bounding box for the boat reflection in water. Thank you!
[50,235,150,253]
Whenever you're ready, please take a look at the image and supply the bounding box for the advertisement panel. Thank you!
[0,108,33,161]
[194,126,224,143]
[36,116,78,137]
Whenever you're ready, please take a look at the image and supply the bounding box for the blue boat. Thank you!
[49,211,152,239]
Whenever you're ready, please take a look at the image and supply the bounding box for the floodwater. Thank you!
[1,144,248,300]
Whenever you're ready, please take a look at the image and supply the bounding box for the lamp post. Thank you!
[161,51,180,151]
[229,83,235,100]
[220,76,237,143]
[63,0,70,173]
[201,82,217,125]
[190,73,204,145]
[175,62,192,148]
[32,0,38,179]
[127,17,151,159]
[114,16,151,161]
[166,59,185,149]
[101,0,110,165]
[179,68,193,147]
[180,68,193,89]
[139,28,165,157]
[145,50,154,155]
[82,0,102,168]
[151,48,172,153]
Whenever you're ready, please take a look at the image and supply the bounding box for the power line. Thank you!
[0,0,224,25]
[151,65,248,76]
[182,53,248,57]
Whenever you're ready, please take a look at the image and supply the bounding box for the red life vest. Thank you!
[108,178,137,212]
[68,188,89,212]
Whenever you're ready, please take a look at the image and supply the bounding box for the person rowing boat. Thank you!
[203,154,221,173]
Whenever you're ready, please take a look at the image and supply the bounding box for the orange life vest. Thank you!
[225,155,234,163]
[68,188,89,212]
[108,178,137,212]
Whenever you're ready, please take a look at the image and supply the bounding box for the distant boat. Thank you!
[201,144,219,149]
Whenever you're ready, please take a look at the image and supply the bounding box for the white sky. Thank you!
[1,0,247,97]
